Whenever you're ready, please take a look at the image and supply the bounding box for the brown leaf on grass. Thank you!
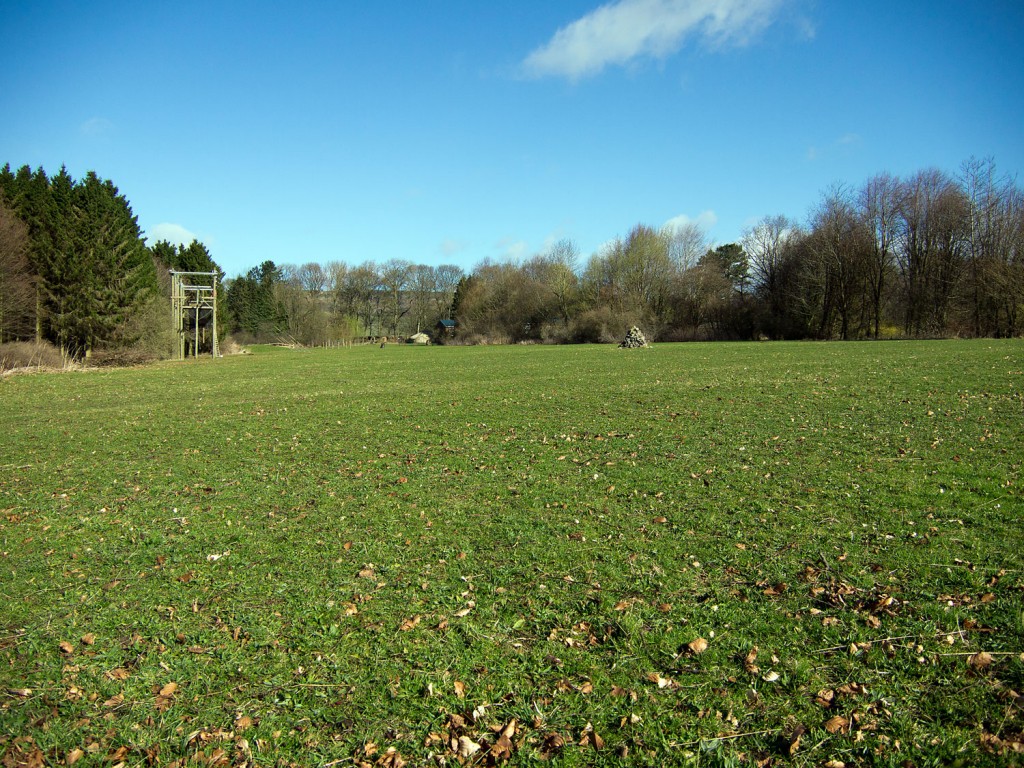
[398,615,421,631]
[343,541,353,551]
[66,748,85,765]
[3,745,44,768]
[646,672,672,689]
[743,646,760,674]
[652,516,668,524]
[106,668,130,682]
[980,592,996,604]
[103,693,124,708]
[358,566,376,579]
[969,651,994,670]
[824,715,849,734]
[177,571,193,583]
[657,602,672,613]
[580,722,604,750]
[454,680,466,699]
[59,640,74,655]
[376,748,406,767]
[235,715,253,731]
[80,633,96,646]
[457,736,481,757]
[158,682,178,697]
[786,725,806,756]
[687,637,709,655]
[540,732,565,759]
[815,689,835,708]
[490,720,516,761]
[7,688,32,697]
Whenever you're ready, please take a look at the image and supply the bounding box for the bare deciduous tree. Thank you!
[0,201,36,343]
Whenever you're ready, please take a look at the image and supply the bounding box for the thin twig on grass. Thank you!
[668,728,777,748]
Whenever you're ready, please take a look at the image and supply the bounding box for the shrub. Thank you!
[0,340,68,372]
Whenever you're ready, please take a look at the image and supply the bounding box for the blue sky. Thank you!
[3,0,1022,278]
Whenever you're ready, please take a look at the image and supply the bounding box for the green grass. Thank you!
[1,340,1022,767]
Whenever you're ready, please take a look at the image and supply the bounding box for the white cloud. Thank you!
[522,0,787,80]
[80,117,114,137]
[495,237,529,262]
[149,222,199,246]
[663,209,717,234]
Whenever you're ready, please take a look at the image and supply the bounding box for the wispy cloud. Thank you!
[149,222,198,246]
[663,209,717,234]
[495,237,529,262]
[80,116,114,137]
[806,133,862,162]
[522,0,788,81]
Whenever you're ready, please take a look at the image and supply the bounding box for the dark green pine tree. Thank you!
[71,172,157,356]
[225,260,283,338]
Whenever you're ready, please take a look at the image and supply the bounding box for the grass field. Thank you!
[1,340,1022,767]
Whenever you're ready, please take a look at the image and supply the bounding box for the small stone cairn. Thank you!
[618,326,649,349]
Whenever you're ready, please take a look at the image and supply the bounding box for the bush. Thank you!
[89,346,161,368]
[112,293,177,361]
[0,340,68,372]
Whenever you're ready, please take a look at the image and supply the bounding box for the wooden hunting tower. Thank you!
[170,271,219,360]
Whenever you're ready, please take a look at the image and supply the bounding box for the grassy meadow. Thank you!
[1,340,1022,767]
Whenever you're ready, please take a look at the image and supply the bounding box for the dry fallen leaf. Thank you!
[969,651,994,670]
[66,748,85,765]
[59,640,74,655]
[787,725,806,756]
[80,633,96,646]
[687,637,709,655]
[762,670,780,683]
[454,680,466,698]
[824,715,849,734]
[646,673,672,689]
[159,682,178,697]
[457,736,481,757]
[103,693,124,708]
[399,615,421,631]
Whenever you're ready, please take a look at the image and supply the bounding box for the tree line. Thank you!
[0,164,230,361]
[235,157,1022,345]
[2,157,1020,362]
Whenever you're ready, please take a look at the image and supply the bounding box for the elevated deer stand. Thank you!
[170,271,219,360]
